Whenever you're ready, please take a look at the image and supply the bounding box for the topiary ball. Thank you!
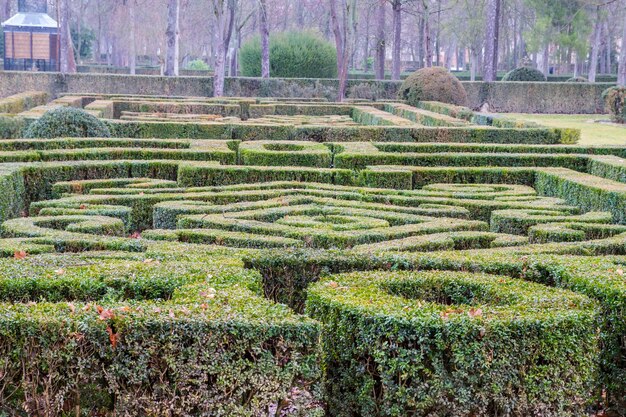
[24,107,111,139]
[398,66,468,106]
[501,67,547,82]
[566,76,589,83]
[602,86,626,124]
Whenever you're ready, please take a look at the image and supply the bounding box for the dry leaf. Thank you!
[98,308,115,321]
[13,250,27,260]
[106,326,119,349]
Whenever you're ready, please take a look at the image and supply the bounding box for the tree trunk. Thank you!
[423,3,432,67]
[361,6,370,71]
[444,42,453,69]
[0,0,10,21]
[165,0,180,76]
[417,10,424,68]
[212,0,236,97]
[329,0,355,101]
[58,0,76,74]
[374,0,386,79]
[541,44,549,75]
[619,9,626,86]
[604,20,611,74]
[435,0,441,66]
[470,49,477,81]
[483,0,500,82]
[295,0,305,28]
[391,0,402,80]
[129,0,136,75]
[588,7,601,82]
[259,0,270,78]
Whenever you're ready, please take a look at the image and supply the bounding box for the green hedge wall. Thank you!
[238,140,332,167]
[307,269,598,416]
[244,248,626,412]
[0,255,322,415]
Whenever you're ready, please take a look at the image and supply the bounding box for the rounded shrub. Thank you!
[566,76,589,83]
[240,31,337,79]
[24,107,111,138]
[602,86,626,124]
[501,66,547,82]
[307,269,599,417]
[397,66,468,106]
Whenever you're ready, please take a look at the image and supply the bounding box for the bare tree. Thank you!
[375,0,386,79]
[211,0,236,96]
[329,0,357,101]
[165,0,180,76]
[617,4,626,87]
[295,0,306,27]
[128,0,137,75]
[423,0,432,67]
[483,0,500,81]
[58,0,76,73]
[588,6,602,83]
[259,0,270,78]
[391,0,402,80]
[0,0,11,22]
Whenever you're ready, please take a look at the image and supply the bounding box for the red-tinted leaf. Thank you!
[106,326,119,349]
[13,250,27,260]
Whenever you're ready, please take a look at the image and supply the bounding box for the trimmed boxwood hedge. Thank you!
[307,269,598,416]
[244,248,626,413]
[5,93,626,415]
[238,140,332,167]
[0,255,322,415]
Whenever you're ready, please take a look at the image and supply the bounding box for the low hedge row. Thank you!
[177,162,354,187]
[491,209,612,234]
[351,105,414,126]
[176,210,485,250]
[334,150,588,171]
[307,269,598,416]
[0,139,619,172]
[536,167,626,224]
[4,160,626,234]
[385,102,469,126]
[0,255,321,415]
[370,142,626,157]
[238,140,332,167]
[353,230,528,252]
[0,91,49,114]
[152,195,471,230]
[243,248,626,413]
[105,120,579,144]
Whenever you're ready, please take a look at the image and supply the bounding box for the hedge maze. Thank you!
[0,91,625,415]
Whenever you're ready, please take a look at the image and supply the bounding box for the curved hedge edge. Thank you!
[307,269,598,416]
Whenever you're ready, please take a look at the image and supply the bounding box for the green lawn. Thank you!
[505,114,626,146]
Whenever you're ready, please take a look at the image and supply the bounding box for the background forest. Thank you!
[1,0,625,94]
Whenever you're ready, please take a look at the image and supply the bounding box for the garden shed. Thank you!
[2,0,59,72]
